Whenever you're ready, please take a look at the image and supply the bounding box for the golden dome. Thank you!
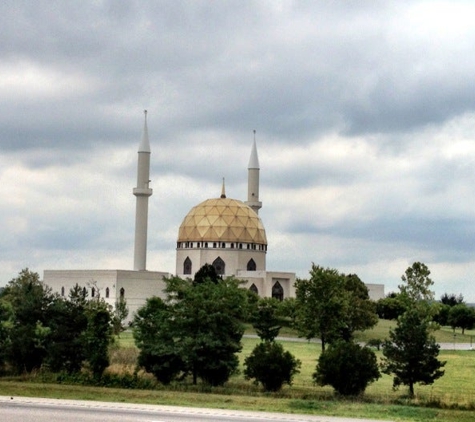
[178,198,267,244]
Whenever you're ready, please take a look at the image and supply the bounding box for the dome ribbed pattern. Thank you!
[178,198,267,244]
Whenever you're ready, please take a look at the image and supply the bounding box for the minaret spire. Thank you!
[133,110,153,271]
[220,177,226,198]
[245,130,262,214]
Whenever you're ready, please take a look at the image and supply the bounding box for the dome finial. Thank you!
[220,177,226,198]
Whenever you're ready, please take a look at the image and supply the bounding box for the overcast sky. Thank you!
[2,0,475,301]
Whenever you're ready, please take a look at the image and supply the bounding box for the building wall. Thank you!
[43,269,170,322]
[176,247,266,278]
[366,283,385,301]
[237,270,296,299]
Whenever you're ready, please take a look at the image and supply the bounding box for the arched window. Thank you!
[184,257,192,275]
[61,286,65,296]
[105,287,110,298]
[247,258,257,271]
[212,256,225,275]
[272,281,284,301]
[120,287,125,299]
[249,283,258,295]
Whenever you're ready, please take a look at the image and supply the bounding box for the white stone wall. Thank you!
[237,270,296,299]
[366,283,385,301]
[43,269,171,323]
[176,247,266,278]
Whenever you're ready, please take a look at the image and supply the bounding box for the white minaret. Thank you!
[133,110,153,271]
[245,130,262,214]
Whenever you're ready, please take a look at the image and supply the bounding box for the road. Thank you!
[245,335,475,350]
[0,396,392,422]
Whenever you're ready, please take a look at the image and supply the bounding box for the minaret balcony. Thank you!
[133,187,153,197]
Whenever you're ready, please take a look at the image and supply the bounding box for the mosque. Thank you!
[43,112,384,318]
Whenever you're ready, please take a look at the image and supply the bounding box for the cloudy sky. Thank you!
[2,0,475,300]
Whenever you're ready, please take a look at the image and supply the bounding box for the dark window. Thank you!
[205,242,208,248]
[61,286,65,296]
[184,257,192,274]
[105,287,110,298]
[120,287,125,299]
[91,287,95,298]
[83,287,87,296]
[213,242,217,248]
[247,258,257,271]
[249,283,258,294]
[212,256,225,275]
[272,281,284,301]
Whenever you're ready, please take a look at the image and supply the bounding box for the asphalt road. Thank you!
[0,396,392,422]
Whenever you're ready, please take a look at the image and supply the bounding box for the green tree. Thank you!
[244,341,301,392]
[382,308,445,397]
[43,285,89,374]
[193,263,221,285]
[376,293,406,320]
[0,269,52,373]
[314,341,380,396]
[250,297,282,342]
[399,262,434,309]
[448,304,475,334]
[135,271,248,386]
[433,303,450,326]
[340,274,378,341]
[112,296,129,336]
[278,297,298,328]
[295,265,346,351]
[82,300,113,378]
[440,293,464,307]
[295,265,377,350]
[173,275,247,386]
[133,297,184,384]
[0,300,12,373]
[244,296,301,391]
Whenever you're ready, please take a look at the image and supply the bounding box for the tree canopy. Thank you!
[295,264,377,350]
[134,271,248,386]
[382,308,445,397]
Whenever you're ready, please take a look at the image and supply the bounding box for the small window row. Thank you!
[60,286,125,300]
[177,241,267,251]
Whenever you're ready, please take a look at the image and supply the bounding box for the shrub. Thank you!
[244,341,301,392]
[314,341,380,396]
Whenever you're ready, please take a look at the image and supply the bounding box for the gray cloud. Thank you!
[2,1,475,300]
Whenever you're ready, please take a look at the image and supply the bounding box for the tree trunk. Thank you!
[409,382,414,398]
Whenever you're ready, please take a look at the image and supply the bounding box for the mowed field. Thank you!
[113,320,475,406]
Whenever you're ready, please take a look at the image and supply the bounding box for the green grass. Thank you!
[2,323,475,421]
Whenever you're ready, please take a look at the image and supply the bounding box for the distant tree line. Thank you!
[376,277,475,335]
